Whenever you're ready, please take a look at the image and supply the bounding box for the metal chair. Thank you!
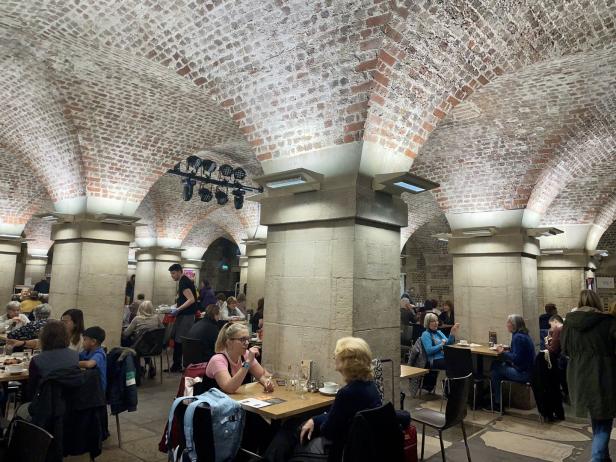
[6,418,54,462]
[412,373,473,462]
[400,326,414,362]
[441,346,484,418]
[133,327,166,384]
[181,337,208,369]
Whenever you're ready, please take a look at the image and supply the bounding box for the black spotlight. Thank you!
[233,167,246,180]
[186,155,202,172]
[202,159,217,175]
[219,164,234,177]
[233,189,245,209]
[182,178,196,201]
[215,188,228,205]
[198,186,213,202]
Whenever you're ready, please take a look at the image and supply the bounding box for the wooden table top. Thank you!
[450,343,500,357]
[0,370,28,383]
[231,382,334,420]
[400,365,429,379]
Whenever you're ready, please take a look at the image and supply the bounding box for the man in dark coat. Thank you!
[562,290,616,462]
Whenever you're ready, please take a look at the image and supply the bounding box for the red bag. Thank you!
[402,425,418,462]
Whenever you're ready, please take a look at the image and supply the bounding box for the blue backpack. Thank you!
[167,388,245,462]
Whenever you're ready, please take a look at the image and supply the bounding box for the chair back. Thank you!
[340,402,404,462]
[133,327,166,357]
[443,346,473,378]
[182,337,208,368]
[444,373,472,429]
[7,420,54,462]
[400,325,414,345]
[411,323,425,344]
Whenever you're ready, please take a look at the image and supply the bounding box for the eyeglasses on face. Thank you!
[230,337,250,343]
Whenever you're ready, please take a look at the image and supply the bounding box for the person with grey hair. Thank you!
[420,312,460,392]
[0,301,30,333]
[488,314,535,411]
[7,304,53,349]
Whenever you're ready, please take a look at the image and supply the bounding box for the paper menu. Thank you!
[238,398,272,408]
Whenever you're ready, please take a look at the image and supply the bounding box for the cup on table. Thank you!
[6,364,24,374]
[323,381,338,393]
[458,339,468,346]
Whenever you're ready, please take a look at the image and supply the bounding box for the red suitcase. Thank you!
[403,424,418,462]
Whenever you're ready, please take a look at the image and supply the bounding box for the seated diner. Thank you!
[421,312,460,391]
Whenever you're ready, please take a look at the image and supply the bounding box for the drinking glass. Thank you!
[298,379,308,399]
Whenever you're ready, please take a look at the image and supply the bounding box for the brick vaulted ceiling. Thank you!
[0,1,614,249]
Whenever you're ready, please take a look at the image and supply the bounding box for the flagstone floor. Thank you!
[58,373,615,462]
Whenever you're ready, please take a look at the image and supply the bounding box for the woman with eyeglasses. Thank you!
[204,322,274,393]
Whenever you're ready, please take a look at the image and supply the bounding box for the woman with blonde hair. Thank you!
[122,300,162,346]
[264,336,382,461]
[608,301,616,317]
[204,322,272,393]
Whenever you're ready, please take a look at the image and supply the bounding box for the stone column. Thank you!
[0,239,21,305]
[449,229,540,344]
[24,256,48,287]
[49,218,134,347]
[239,255,248,295]
[260,182,405,391]
[537,254,587,314]
[246,243,266,312]
[134,247,181,306]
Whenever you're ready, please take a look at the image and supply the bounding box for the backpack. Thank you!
[166,389,245,462]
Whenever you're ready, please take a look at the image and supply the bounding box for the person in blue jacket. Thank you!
[490,314,536,410]
[421,312,460,391]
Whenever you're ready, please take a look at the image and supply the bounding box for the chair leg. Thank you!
[472,383,476,420]
[116,413,122,448]
[439,430,446,462]
[440,378,447,412]
[489,381,494,414]
[160,355,163,384]
[500,381,504,414]
[165,350,172,378]
[420,423,426,461]
[461,421,472,462]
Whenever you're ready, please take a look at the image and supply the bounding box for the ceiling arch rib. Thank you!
[365,0,616,162]
[409,46,616,223]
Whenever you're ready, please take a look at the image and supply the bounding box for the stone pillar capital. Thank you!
[135,247,182,263]
[181,260,202,270]
[447,228,540,257]
[246,242,267,258]
[51,215,135,244]
[0,238,22,255]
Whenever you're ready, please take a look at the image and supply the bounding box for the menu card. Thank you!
[300,360,313,381]
[489,331,497,345]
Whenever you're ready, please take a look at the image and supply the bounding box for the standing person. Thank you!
[168,263,197,372]
[489,314,535,411]
[562,290,616,462]
[198,280,217,308]
[400,299,416,326]
[33,276,50,294]
[539,303,557,349]
[125,274,136,305]
[79,326,108,393]
[61,308,85,352]
[0,301,30,333]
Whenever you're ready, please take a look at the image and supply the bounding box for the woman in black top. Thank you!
[186,304,221,362]
[438,300,455,326]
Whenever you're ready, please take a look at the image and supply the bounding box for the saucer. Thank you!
[318,387,338,396]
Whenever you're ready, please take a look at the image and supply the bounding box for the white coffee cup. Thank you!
[323,381,338,392]
[458,339,468,346]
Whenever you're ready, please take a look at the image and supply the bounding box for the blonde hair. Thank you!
[578,290,602,310]
[226,296,237,305]
[608,301,616,317]
[334,337,373,381]
[424,312,439,329]
[137,300,155,317]
[215,322,248,353]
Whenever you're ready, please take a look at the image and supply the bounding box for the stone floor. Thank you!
[55,373,615,461]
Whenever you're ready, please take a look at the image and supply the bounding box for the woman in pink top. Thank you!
[205,322,274,393]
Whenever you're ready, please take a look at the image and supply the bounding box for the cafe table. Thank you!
[450,342,500,376]
[231,382,334,421]
[0,369,28,383]
[400,365,429,379]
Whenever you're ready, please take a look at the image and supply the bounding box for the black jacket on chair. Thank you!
[29,367,109,462]
[107,347,139,415]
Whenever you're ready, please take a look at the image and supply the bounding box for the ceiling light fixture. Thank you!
[266,177,307,189]
[168,157,262,208]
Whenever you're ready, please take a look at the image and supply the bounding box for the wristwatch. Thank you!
[242,361,250,369]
